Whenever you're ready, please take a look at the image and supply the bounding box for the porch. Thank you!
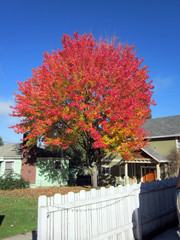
[100,145,169,185]
[115,161,161,185]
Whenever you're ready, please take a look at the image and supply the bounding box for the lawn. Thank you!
[0,186,91,239]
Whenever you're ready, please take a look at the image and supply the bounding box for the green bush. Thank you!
[0,171,30,190]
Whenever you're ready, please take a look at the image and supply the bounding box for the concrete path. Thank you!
[1,226,180,240]
[1,231,36,240]
[152,225,179,240]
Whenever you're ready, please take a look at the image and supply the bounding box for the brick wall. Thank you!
[21,147,36,184]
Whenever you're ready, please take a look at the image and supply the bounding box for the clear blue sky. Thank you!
[0,0,180,144]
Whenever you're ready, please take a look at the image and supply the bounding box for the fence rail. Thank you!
[38,178,177,240]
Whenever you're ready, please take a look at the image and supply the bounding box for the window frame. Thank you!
[4,161,14,175]
[101,166,111,176]
[54,160,62,170]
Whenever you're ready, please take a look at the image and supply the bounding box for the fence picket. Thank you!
[53,194,62,240]
[38,178,177,240]
[38,195,47,240]
[91,188,98,238]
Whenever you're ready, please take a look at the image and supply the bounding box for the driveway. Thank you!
[1,231,36,240]
[1,226,179,240]
[152,225,179,240]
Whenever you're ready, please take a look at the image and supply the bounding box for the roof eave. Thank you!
[145,134,180,139]
[141,147,168,163]
[0,156,23,160]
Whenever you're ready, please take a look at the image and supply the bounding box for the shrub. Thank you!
[167,148,180,177]
[0,171,30,190]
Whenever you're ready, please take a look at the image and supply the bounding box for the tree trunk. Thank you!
[90,162,98,188]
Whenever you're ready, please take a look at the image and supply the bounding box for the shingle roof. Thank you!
[0,143,55,158]
[102,145,168,163]
[142,145,168,163]
[0,143,22,158]
[143,115,180,138]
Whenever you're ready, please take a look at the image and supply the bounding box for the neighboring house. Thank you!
[99,145,168,185]
[100,115,180,185]
[143,115,180,157]
[0,143,69,187]
[143,115,180,177]
[1,115,179,187]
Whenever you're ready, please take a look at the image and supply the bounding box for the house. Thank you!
[99,145,168,185]
[1,115,179,187]
[143,115,180,177]
[143,115,180,157]
[100,115,180,185]
[0,143,69,188]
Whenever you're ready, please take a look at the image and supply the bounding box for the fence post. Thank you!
[134,208,142,240]
[37,178,177,240]
[38,195,47,240]
[134,185,142,240]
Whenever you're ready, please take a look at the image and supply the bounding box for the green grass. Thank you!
[0,186,91,239]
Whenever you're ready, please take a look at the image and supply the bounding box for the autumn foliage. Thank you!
[10,32,155,162]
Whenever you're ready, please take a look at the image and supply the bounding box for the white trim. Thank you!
[125,163,128,178]
[124,163,129,185]
[4,160,15,175]
[156,163,161,180]
[111,159,122,163]
[4,159,16,162]
[124,159,155,163]
[176,137,180,152]
[146,134,180,139]
[141,148,159,161]
[101,165,111,176]
[141,148,168,163]
[37,157,69,161]
[0,157,22,176]
[0,156,22,160]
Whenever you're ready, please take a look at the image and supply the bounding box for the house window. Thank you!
[55,160,62,170]
[101,166,110,175]
[5,161,14,175]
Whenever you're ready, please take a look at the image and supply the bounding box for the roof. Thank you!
[141,145,168,163]
[143,115,180,138]
[102,145,168,164]
[0,143,22,158]
[0,143,57,158]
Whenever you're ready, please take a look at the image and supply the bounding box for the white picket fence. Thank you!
[38,178,177,240]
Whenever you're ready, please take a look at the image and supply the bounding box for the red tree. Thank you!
[10,32,155,166]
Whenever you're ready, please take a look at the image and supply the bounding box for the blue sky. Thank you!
[0,0,180,144]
